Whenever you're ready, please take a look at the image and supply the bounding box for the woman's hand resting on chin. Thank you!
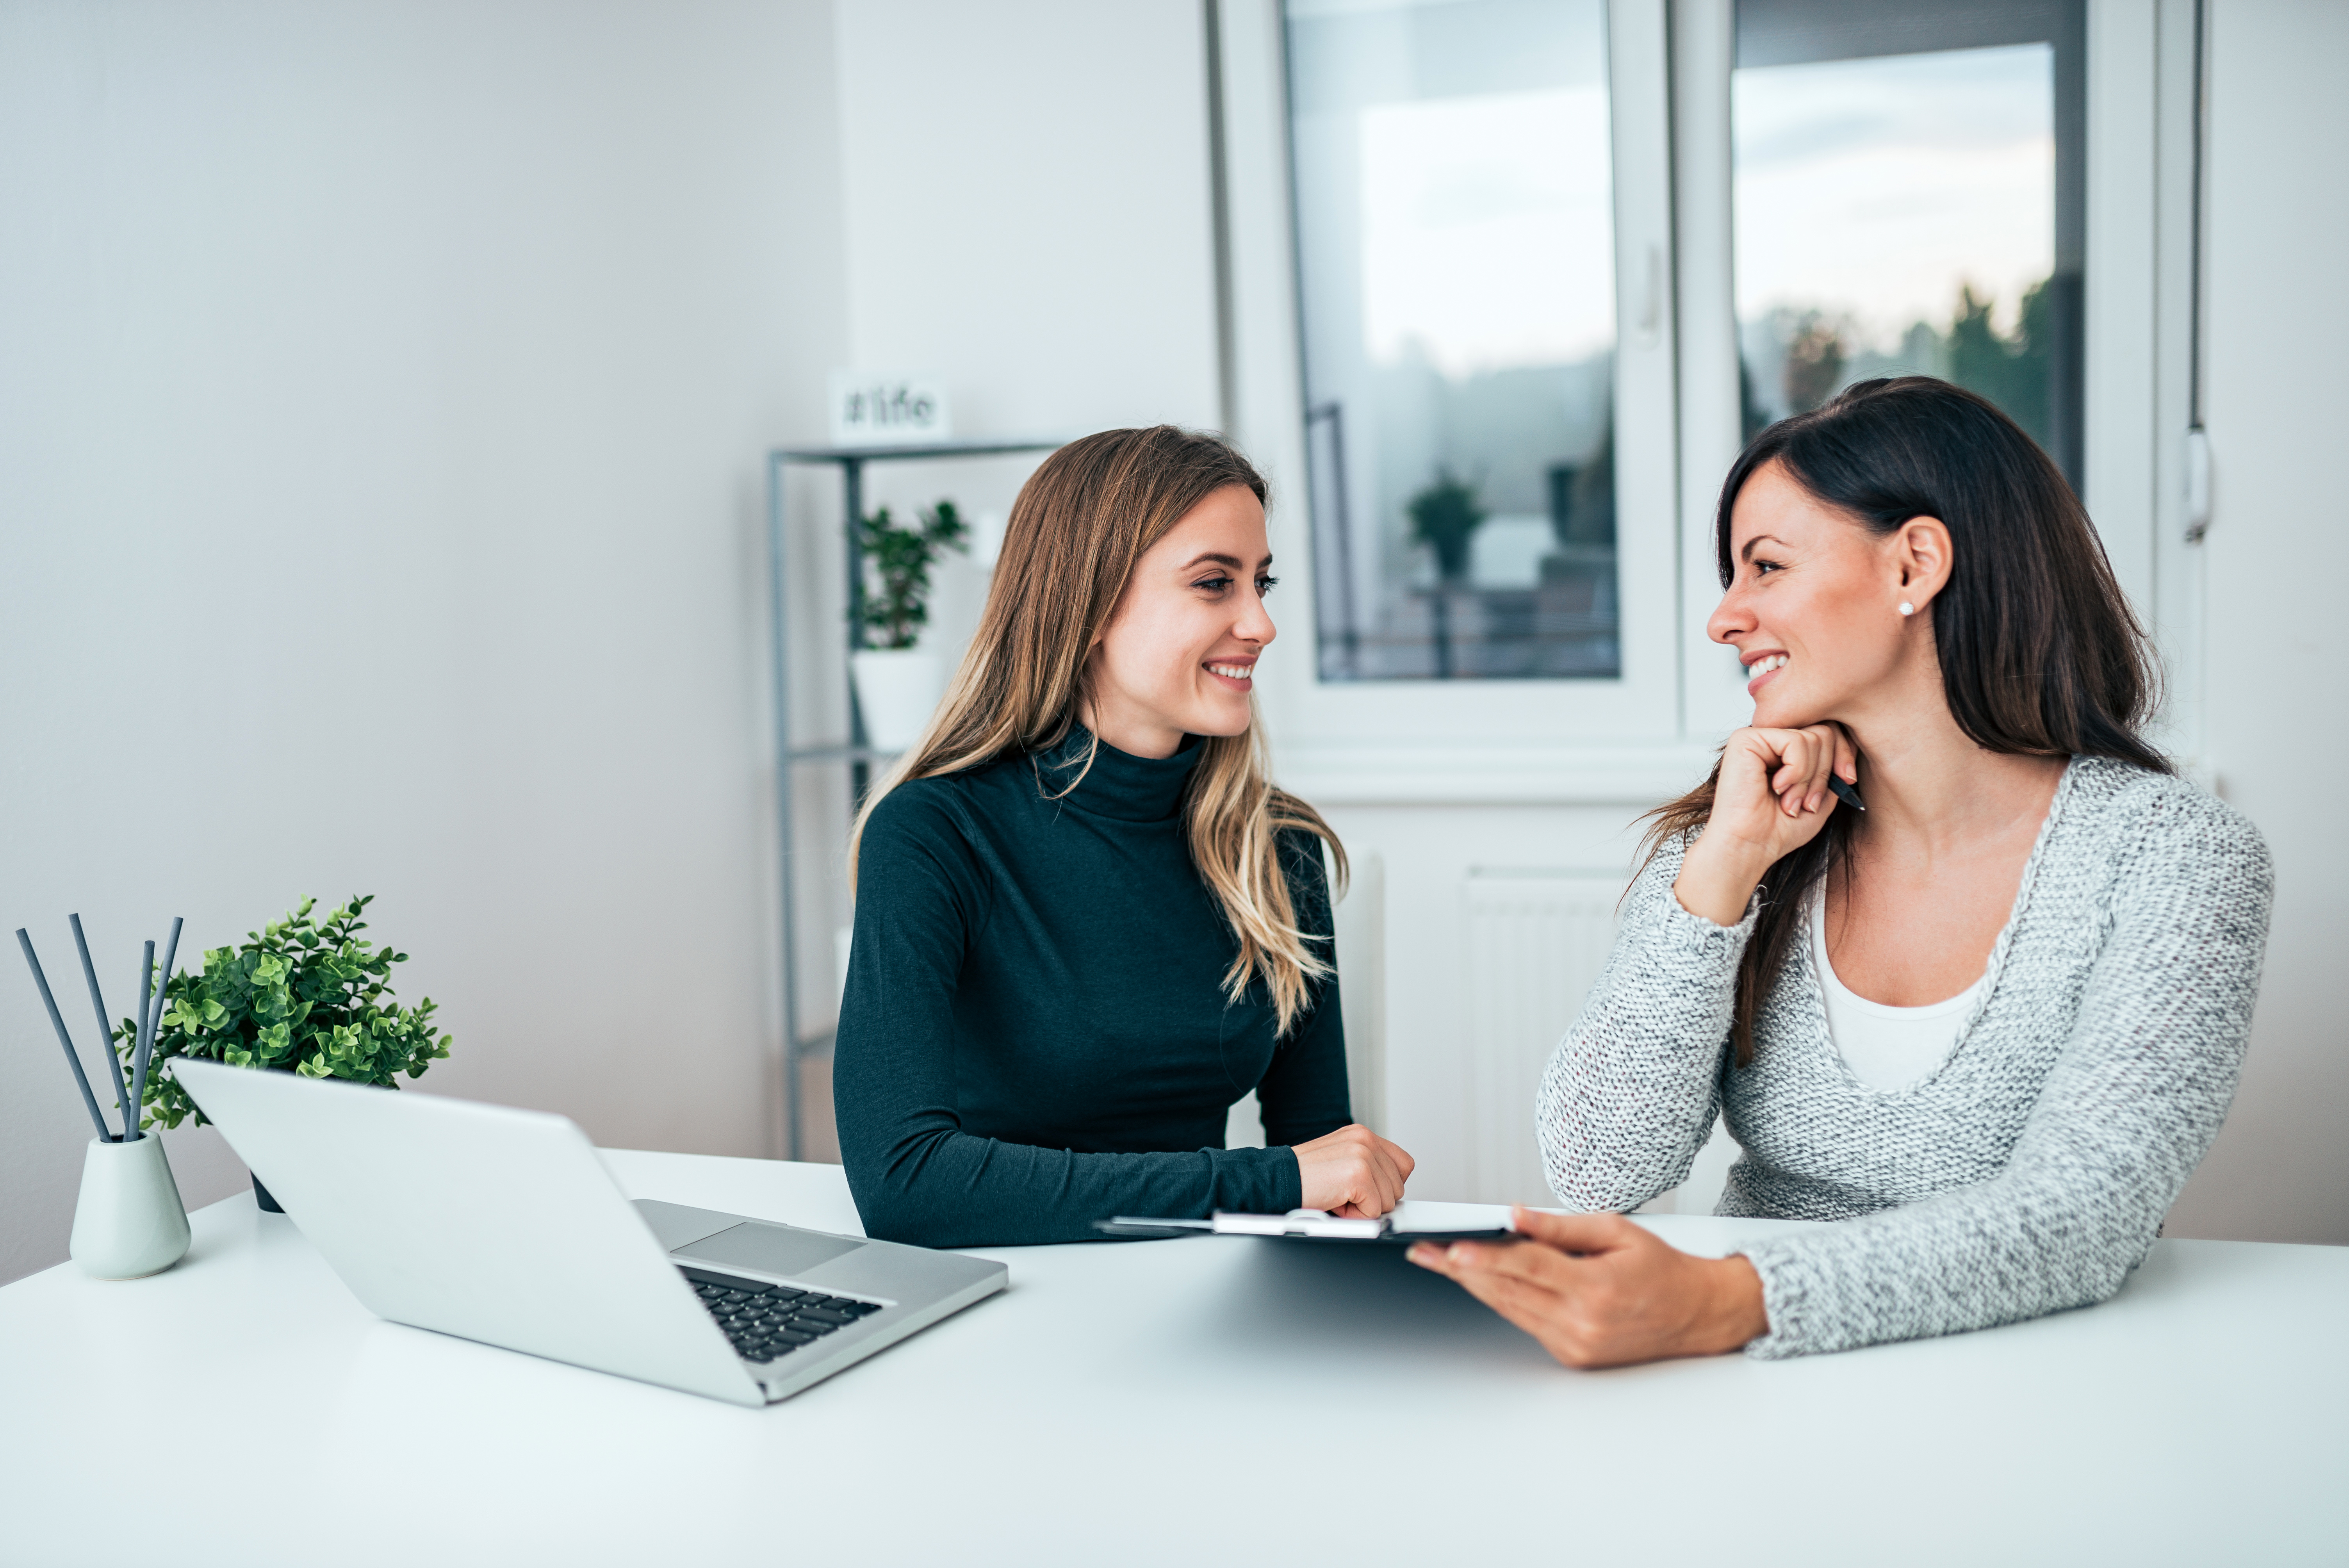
[1409,1209,1769,1368]
[1675,722,1858,926]
[1291,1124,1415,1217]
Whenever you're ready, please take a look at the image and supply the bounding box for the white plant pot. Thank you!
[69,1134,191,1280]
[851,649,945,753]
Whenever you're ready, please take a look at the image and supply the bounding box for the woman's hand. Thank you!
[1291,1124,1415,1218]
[1674,723,1857,925]
[1408,1209,1768,1368]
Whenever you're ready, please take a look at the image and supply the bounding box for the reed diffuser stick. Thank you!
[16,930,110,1140]
[68,916,130,1141]
[127,942,153,1142]
[132,916,182,1133]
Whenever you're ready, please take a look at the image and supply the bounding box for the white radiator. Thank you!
[1463,871,1625,1206]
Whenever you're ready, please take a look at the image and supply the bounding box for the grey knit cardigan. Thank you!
[1535,757,2273,1359]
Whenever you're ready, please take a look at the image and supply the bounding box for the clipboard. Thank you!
[1094,1201,1517,1245]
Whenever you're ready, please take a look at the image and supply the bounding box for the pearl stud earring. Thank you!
[1898,601,1915,617]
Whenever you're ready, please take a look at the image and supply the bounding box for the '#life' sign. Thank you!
[829,371,952,446]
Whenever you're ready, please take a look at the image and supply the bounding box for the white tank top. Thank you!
[1809,892,1986,1091]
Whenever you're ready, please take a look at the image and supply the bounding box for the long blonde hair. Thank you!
[848,425,1346,1035]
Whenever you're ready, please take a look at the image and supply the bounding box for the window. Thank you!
[1286,0,1622,681]
[1731,0,2085,483]
[1216,0,2172,781]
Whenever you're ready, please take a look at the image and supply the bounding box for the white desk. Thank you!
[2,1152,2342,1566]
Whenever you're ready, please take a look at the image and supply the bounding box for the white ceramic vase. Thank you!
[850,649,945,753]
[70,1134,191,1280]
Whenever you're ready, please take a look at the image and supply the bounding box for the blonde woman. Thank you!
[836,426,1413,1247]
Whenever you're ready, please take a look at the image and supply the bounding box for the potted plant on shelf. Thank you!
[127,895,452,1212]
[851,499,970,751]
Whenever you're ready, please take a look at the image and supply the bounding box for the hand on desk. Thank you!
[1409,1209,1769,1368]
[1292,1124,1415,1218]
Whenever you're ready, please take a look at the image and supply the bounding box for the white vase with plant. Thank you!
[850,500,970,752]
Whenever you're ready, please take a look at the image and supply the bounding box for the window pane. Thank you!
[1731,0,2085,481]
[1287,0,1619,682]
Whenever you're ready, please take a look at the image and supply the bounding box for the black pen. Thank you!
[1827,776,1866,812]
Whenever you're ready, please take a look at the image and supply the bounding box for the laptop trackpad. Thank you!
[674,1222,864,1278]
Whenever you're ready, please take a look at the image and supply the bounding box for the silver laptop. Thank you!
[174,1059,1005,1406]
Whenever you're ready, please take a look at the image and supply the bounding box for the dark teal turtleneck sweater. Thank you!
[833,729,1351,1247]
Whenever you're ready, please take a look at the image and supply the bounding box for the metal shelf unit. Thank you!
[764,437,1064,1160]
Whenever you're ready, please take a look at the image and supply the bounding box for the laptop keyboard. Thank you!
[680,1265,884,1365]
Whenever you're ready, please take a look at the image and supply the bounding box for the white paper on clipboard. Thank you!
[1096,1200,1517,1243]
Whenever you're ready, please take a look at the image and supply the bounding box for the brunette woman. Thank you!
[834,426,1412,1247]
[1411,378,2271,1363]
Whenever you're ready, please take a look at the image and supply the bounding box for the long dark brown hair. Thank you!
[1643,377,2167,1066]
[848,425,1345,1035]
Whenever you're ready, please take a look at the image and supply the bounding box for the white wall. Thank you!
[832,0,1222,440]
[2160,0,2349,1245]
[825,0,1223,627]
[0,0,848,1283]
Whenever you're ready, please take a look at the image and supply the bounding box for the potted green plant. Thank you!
[850,499,970,751]
[1407,468,1488,584]
[125,895,452,1212]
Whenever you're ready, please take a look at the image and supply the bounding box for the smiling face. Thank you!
[1081,483,1276,759]
[1708,459,1950,731]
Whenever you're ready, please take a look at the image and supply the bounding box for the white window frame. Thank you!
[1219,0,1706,804]
[1216,0,2203,803]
